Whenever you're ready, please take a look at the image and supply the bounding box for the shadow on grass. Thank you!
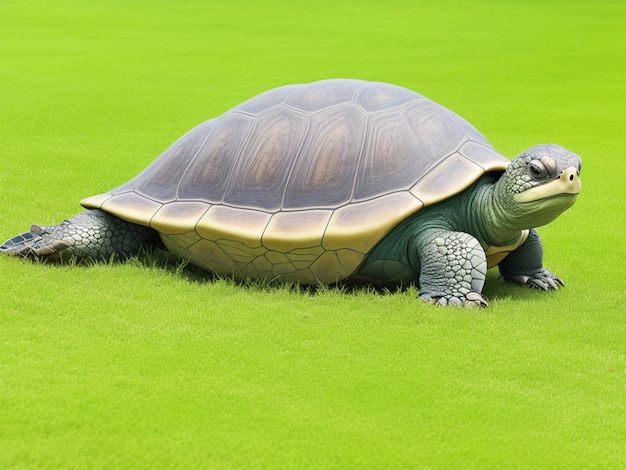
[128,246,546,305]
[117,246,413,299]
[22,245,556,305]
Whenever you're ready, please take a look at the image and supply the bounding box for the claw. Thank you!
[466,291,489,307]
[420,291,488,308]
[502,268,564,291]
[546,276,560,290]
[528,278,550,290]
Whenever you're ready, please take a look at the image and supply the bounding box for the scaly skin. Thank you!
[356,185,494,307]
[498,229,564,290]
[0,209,159,263]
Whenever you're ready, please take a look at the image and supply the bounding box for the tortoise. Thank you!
[0,79,582,307]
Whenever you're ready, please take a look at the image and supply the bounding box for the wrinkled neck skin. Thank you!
[462,175,528,248]
[471,170,577,247]
[409,175,524,250]
[393,172,569,252]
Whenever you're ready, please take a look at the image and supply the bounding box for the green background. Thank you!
[1,0,624,467]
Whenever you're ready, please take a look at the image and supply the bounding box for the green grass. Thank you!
[1,0,625,468]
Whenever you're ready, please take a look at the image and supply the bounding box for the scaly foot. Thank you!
[501,267,564,290]
[420,291,489,308]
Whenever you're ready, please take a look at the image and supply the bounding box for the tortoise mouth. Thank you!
[514,167,581,203]
[508,191,578,229]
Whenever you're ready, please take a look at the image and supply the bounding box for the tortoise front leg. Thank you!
[499,228,564,290]
[415,229,489,307]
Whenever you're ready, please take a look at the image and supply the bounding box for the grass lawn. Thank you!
[1,0,624,468]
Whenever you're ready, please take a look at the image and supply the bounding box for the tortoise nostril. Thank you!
[569,174,574,181]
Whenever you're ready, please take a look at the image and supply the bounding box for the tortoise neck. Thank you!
[471,177,525,247]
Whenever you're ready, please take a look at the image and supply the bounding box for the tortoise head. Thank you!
[496,144,582,229]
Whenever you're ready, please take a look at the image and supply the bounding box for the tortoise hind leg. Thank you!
[415,229,489,307]
[0,209,160,263]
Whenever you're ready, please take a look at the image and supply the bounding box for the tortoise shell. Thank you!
[81,79,509,284]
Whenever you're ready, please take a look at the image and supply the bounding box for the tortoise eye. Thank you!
[540,155,557,177]
[529,161,549,180]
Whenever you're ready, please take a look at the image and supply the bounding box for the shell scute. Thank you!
[354,110,424,201]
[458,141,509,172]
[410,152,487,204]
[216,239,266,264]
[150,202,209,235]
[354,81,424,113]
[136,120,215,202]
[310,249,363,284]
[178,112,256,202]
[402,100,466,159]
[251,254,274,274]
[232,84,299,115]
[264,251,290,265]
[195,205,270,249]
[283,79,361,113]
[100,192,162,226]
[223,107,308,211]
[262,210,331,252]
[282,104,367,209]
[322,192,422,253]
[182,239,235,274]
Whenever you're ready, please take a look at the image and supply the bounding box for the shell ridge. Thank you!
[400,101,428,159]
[350,82,367,111]
[347,188,423,207]
[347,112,370,203]
[282,103,311,116]
[144,122,213,203]
[409,150,459,189]
[319,208,335,249]
[148,200,212,233]
[192,205,212,234]
[215,200,273,214]
[281,84,300,105]
[219,112,259,205]
[458,140,511,171]
[128,191,163,205]
[279,112,312,210]
[350,81,367,104]
[344,105,370,200]
[81,192,113,210]
[212,207,272,250]
[458,154,491,173]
